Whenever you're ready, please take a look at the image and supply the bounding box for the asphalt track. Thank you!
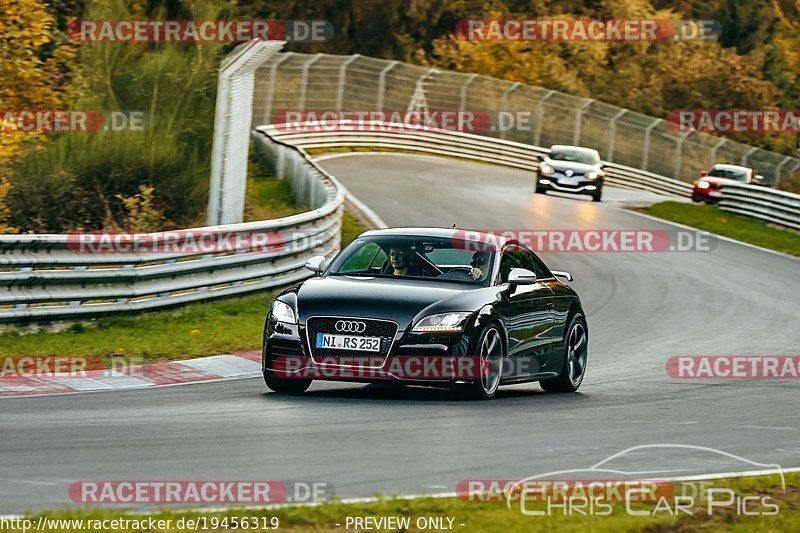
[2,154,799,514]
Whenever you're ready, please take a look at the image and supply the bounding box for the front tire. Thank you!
[540,314,587,393]
[262,330,312,394]
[591,189,602,202]
[454,325,505,400]
[263,370,312,394]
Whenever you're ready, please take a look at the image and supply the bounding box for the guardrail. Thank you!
[257,122,694,198]
[719,184,800,231]
[0,130,344,324]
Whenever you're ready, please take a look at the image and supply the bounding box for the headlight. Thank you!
[269,300,297,324]
[540,164,555,175]
[586,171,599,180]
[412,312,472,333]
[696,180,710,189]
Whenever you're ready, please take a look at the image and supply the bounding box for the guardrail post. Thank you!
[208,41,285,226]
[335,54,360,110]
[641,118,662,171]
[775,156,792,186]
[673,131,691,180]
[710,138,727,166]
[500,82,521,140]
[263,53,290,125]
[533,90,555,147]
[459,74,478,112]
[741,147,758,167]
[606,109,627,162]
[376,60,399,110]
[407,68,439,114]
[298,53,323,111]
[574,98,593,146]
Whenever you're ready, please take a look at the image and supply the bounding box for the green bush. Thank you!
[7,0,227,232]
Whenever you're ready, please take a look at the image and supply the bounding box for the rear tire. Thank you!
[540,314,587,393]
[453,325,505,401]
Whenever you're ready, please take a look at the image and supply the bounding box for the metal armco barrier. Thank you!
[0,129,344,323]
[261,121,800,230]
[257,122,694,198]
[719,183,800,231]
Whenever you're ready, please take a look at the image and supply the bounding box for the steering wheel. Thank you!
[439,267,474,281]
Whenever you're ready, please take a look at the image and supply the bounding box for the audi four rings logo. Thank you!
[335,320,367,333]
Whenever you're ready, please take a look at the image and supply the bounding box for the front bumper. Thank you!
[537,174,602,195]
[263,319,478,384]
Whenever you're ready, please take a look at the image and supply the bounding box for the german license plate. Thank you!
[316,333,381,352]
[558,177,579,185]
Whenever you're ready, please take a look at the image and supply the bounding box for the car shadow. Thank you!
[262,382,589,404]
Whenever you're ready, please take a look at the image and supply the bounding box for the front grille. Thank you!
[268,338,305,357]
[306,316,398,359]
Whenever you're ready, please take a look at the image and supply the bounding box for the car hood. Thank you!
[291,275,482,330]
[542,158,599,173]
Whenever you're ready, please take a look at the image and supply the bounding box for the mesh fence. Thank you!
[253,52,800,185]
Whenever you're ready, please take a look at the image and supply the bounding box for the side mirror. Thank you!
[551,270,574,282]
[304,255,327,276]
[508,268,537,287]
[753,174,764,183]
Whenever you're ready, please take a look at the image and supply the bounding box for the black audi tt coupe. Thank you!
[262,228,587,400]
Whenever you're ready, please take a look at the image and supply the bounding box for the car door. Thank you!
[495,245,556,379]
[519,247,569,375]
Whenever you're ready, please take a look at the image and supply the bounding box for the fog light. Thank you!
[539,179,551,184]
[586,185,597,191]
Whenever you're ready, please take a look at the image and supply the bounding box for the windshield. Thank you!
[327,236,496,285]
[708,168,748,181]
[548,148,599,165]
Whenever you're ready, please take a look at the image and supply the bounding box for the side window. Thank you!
[339,242,384,272]
[498,246,524,283]
[498,245,551,283]
[518,245,552,279]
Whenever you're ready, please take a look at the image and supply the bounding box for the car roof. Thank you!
[711,163,751,172]
[360,227,513,249]
[549,145,600,154]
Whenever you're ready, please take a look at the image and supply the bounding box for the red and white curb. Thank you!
[0,351,261,398]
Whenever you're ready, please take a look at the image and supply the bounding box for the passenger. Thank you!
[389,246,422,277]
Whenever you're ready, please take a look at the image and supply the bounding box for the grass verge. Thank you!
[634,201,800,257]
[2,473,796,532]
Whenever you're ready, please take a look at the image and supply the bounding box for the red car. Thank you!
[692,164,764,203]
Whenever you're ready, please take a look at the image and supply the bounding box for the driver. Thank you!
[389,245,422,277]
[469,251,491,281]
